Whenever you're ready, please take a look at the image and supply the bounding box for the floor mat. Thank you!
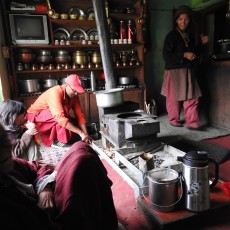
[169,138,230,164]
[157,114,230,141]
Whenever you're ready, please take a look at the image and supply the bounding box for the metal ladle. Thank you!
[45,0,55,16]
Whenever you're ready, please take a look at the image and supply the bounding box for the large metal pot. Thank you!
[18,79,41,93]
[94,88,124,108]
[119,76,133,85]
[42,79,58,90]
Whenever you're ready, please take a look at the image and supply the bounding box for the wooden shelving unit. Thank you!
[0,0,146,123]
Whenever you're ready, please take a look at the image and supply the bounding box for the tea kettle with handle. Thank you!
[178,151,219,212]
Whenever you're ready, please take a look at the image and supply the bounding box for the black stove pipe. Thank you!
[92,0,116,89]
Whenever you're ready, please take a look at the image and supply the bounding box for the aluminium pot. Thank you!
[42,79,58,90]
[94,88,124,108]
[119,76,133,85]
[18,79,41,93]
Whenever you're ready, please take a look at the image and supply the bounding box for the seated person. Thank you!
[0,123,118,229]
[0,99,41,161]
[26,74,92,148]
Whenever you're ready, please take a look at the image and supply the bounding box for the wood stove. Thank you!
[98,101,160,153]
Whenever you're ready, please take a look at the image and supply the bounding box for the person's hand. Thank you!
[84,134,92,144]
[79,132,92,144]
[184,52,196,61]
[37,187,55,210]
[24,122,39,136]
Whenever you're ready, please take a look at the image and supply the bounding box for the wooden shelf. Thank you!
[1,0,146,123]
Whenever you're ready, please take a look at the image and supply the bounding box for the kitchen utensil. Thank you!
[94,88,124,108]
[53,28,70,41]
[87,28,98,40]
[119,76,133,85]
[146,168,181,212]
[69,7,85,16]
[70,28,87,41]
[91,51,101,64]
[72,50,88,65]
[45,0,55,16]
[51,13,59,19]
[69,14,78,20]
[127,143,165,162]
[37,50,53,64]
[60,14,69,19]
[55,50,71,64]
[42,79,58,90]
[178,151,219,212]
[90,71,96,91]
[18,79,41,93]
[18,49,35,64]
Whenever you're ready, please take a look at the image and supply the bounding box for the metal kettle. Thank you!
[178,151,219,212]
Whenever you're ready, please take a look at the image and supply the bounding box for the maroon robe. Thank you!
[54,141,118,230]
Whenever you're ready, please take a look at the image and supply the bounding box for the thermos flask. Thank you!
[178,151,219,212]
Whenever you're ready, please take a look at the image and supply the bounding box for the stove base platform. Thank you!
[92,139,185,198]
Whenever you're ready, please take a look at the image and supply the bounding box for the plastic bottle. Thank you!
[120,20,127,39]
[90,71,96,91]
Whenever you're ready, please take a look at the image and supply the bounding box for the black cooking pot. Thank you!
[216,39,230,53]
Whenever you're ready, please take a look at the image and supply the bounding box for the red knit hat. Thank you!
[65,74,85,93]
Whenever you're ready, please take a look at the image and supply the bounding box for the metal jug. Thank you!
[179,151,219,212]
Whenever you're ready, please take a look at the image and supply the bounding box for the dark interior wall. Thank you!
[144,0,227,115]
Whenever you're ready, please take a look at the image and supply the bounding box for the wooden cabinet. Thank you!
[0,0,146,123]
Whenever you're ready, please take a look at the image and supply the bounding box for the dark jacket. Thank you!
[163,29,200,70]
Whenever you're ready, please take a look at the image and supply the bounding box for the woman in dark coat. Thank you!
[0,123,118,230]
[161,5,208,129]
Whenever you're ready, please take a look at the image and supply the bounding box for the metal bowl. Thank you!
[94,88,124,108]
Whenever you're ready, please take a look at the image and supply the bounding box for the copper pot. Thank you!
[18,49,35,64]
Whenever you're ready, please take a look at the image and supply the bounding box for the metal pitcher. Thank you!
[178,151,219,212]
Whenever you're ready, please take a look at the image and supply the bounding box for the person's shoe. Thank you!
[51,141,71,149]
[170,123,183,127]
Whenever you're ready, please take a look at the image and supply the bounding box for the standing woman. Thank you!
[161,5,208,130]
[0,99,41,161]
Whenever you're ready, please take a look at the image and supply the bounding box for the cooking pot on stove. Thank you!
[215,39,230,53]
[94,88,124,108]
